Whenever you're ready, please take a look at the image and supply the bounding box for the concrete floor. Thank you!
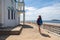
[0,23,60,40]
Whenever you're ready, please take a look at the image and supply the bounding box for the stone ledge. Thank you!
[0,26,22,35]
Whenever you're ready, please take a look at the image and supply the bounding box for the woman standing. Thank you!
[37,15,43,34]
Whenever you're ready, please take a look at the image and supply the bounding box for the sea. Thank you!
[25,20,60,24]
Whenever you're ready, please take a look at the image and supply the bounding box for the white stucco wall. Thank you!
[0,0,21,27]
[0,0,2,23]
[1,0,19,27]
[4,0,17,27]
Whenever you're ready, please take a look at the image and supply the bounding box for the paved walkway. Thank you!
[0,23,60,40]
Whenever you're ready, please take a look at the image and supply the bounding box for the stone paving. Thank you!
[0,23,60,40]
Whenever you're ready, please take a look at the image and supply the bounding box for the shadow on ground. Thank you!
[0,24,22,40]
[0,34,10,40]
[22,24,33,28]
[0,24,33,40]
[40,33,51,38]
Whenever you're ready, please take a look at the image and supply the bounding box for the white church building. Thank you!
[0,0,25,27]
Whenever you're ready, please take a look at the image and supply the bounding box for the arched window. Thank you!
[11,9,14,19]
[8,8,10,19]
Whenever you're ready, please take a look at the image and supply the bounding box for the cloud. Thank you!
[25,6,37,11]
[21,3,60,21]
[35,3,60,20]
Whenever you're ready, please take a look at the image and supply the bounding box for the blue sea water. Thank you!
[25,20,60,23]
[43,20,60,23]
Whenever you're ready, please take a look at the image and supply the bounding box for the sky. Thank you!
[20,0,60,21]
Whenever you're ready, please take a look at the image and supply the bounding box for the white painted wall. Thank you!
[4,0,17,27]
[0,0,21,27]
[0,0,19,27]
[0,0,2,23]
[16,12,20,25]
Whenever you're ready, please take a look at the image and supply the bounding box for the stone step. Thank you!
[0,26,22,35]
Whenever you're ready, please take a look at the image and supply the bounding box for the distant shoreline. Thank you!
[22,21,60,27]
[21,20,60,24]
[21,20,60,27]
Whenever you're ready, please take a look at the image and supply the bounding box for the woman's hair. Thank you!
[38,15,41,19]
[39,15,41,17]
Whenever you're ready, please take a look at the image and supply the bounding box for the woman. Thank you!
[37,15,43,33]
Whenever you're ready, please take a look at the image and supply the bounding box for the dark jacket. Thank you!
[37,18,43,25]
